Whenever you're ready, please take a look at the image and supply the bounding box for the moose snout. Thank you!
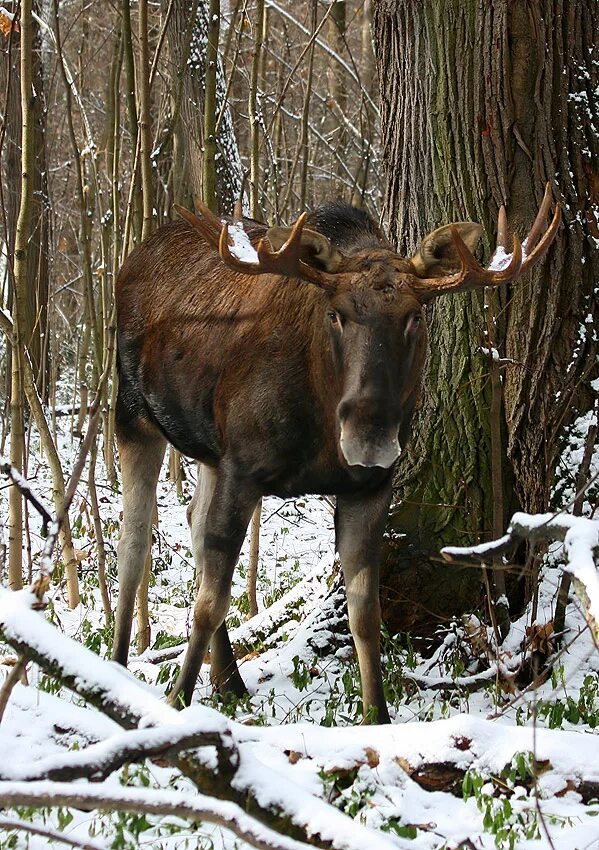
[337,397,401,468]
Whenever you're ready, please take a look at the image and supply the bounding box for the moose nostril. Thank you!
[337,399,353,423]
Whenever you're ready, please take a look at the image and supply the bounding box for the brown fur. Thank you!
[112,204,448,722]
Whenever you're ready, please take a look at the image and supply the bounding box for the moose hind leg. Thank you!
[112,427,166,666]
[169,468,258,707]
[187,464,247,698]
[335,478,393,724]
[210,622,247,698]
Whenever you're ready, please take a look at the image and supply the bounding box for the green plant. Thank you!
[462,754,541,849]
[152,631,186,651]
[516,672,599,730]
[381,819,418,839]
[290,655,314,692]
[81,617,113,655]
[156,661,182,690]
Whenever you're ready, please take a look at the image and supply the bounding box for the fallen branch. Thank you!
[0,782,313,850]
[0,720,230,783]
[0,588,398,850]
[141,560,337,665]
[402,664,499,692]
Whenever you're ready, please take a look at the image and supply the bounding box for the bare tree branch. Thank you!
[0,655,26,722]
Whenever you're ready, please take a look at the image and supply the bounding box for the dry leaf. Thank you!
[0,9,19,38]
[526,621,555,656]
[364,747,380,768]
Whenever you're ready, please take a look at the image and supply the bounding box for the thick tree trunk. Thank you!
[372,0,598,636]
[164,0,242,214]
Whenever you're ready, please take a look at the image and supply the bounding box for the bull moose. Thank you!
[112,186,559,723]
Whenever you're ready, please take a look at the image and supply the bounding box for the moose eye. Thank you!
[405,312,424,336]
[328,311,339,325]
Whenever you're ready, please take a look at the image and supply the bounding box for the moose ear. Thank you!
[410,222,483,277]
[266,225,343,272]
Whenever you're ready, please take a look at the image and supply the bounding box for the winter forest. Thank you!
[0,0,598,848]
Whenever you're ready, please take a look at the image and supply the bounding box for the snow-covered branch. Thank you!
[442,511,599,642]
[0,588,396,850]
[0,816,105,850]
[0,718,229,783]
[0,782,314,850]
[3,582,599,846]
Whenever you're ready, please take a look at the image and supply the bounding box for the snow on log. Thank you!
[0,588,396,850]
[3,580,599,849]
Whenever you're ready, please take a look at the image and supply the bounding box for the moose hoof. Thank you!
[166,678,196,710]
[212,670,248,700]
[167,689,188,710]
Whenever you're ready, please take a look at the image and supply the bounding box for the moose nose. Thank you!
[337,395,389,430]
[337,397,401,468]
[339,424,401,468]
[336,397,354,425]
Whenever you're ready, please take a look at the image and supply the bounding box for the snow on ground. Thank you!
[0,413,599,850]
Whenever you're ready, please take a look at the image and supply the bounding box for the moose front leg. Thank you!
[168,468,258,707]
[336,478,393,724]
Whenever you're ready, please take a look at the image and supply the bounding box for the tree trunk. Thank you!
[164,0,242,214]
[371,0,598,636]
[0,4,50,397]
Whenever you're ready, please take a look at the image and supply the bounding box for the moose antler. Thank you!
[410,183,561,302]
[174,203,339,292]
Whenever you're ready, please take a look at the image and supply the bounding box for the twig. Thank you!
[31,317,115,600]
[0,462,53,533]
[0,817,105,850]
[532,686,558,850]
[0,655,26,722]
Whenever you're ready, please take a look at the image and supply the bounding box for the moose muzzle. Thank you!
[338,413,401,469]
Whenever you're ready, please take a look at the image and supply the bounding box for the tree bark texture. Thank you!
[164,0,242,214]
[372,0,598,636]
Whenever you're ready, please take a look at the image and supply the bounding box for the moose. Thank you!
[112,186,559,723]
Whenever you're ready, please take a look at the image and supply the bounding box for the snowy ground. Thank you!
[1,410,598,850]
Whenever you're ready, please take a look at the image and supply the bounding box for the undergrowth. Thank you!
[2,448,599,849]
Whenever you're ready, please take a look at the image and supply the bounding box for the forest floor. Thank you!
[0,411,599,850]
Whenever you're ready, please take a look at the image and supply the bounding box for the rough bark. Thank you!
[372,0,598,636]
[164,0,242,213]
